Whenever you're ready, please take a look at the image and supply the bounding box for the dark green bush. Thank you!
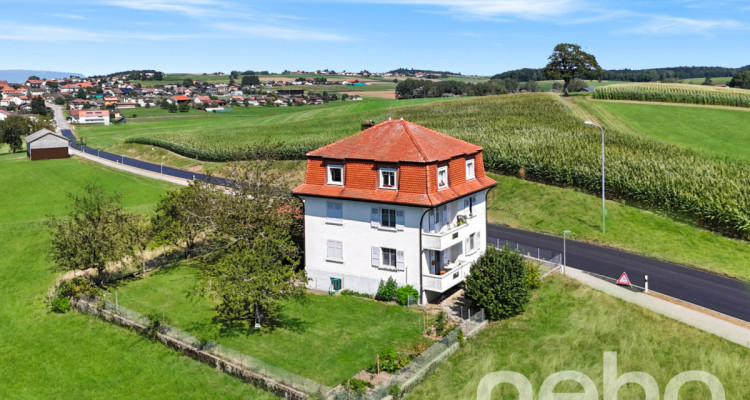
[377,347,403,373]
[395,285,419,306]
[51,296,71,313]
[347,378,373,395]
[375,277,398,302]
[464,245,531,320]
[57,277,101,299]
[525,262,542,290]
[434,311,447,336]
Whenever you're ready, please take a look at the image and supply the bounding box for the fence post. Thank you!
[537,248,540,259]
[644,275,649,293]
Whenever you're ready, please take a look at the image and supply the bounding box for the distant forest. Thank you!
[492,65,750,82]
[388,68,461,77]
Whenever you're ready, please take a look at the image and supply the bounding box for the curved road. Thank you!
[487,224,750,323]
[48,104,750,323]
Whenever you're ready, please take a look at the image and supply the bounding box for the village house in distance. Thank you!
[293,119,497,303]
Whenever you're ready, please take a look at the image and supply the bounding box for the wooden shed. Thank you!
[25,129,69,161]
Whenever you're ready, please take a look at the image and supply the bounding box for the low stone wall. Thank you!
[71,297,312,400]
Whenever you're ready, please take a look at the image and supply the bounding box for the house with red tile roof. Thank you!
[292,118,496,302]
[171,95,191,103]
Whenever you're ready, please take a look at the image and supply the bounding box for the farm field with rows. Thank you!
[83,93,750,242]
[592,83,750,107]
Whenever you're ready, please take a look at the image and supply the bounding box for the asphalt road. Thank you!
[487,224,750,323]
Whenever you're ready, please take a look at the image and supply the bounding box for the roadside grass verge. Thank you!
[109,263,430,386]
[487,173,750,281]
[408,275,750,399]
[0,157,275,399]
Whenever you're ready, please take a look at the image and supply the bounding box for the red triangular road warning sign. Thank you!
[617,272,631,286]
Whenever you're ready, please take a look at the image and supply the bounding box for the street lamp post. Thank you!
[562,230,571,275]
[160,162,164,174]
[584,121,606,234]
[121,154,125,165]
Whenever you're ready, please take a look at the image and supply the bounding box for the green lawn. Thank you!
[109,264,429,386]
[582,99,750,161]
[408,276,750,399]
[487,173,750,281]
[0,156,275,399]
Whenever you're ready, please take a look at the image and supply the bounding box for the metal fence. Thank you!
[491,238,562,265]
[74,296,333,398]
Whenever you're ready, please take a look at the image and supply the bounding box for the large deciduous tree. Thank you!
[31,96,48,116]
[728,70,750,89]
[543,43,602,96]
[46,183,137,285]
[0,116,31,153]
[152,181,218,258]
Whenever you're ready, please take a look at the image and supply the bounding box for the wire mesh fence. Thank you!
[73,296,333,398]
[491,238,562,264]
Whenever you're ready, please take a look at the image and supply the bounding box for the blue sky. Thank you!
[1,0,748,76]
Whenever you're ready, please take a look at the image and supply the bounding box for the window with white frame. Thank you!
[381,208,396,228]
[382,248,397,267]
[437,166,448,189]
[327,164,343,185]
[467,233,477,254]
[326,201,343,224]
[371,247,404,269]
[326,240,343,262]
[465,159,475,180]
[379,168,397,189]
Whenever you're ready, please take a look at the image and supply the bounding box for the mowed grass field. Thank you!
[487,173,750,281]
[0,157,275,399]
[110,264,430,386]
[581,99,750,161]
[408,276,750,399]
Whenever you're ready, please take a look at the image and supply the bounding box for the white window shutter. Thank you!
[337,241,343,260]
[371,246,380,267]
[395,210,405,231]
[327,240,335,259]
[464,238,469,254]
[371,207,380,228]
[396,250,405,270]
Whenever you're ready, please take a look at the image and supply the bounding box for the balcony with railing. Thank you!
[422,258,472,293]
[422,214,476,251]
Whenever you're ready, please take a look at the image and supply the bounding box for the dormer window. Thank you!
[380,168,397,189]
[466,159,475,180]
[327,164,343,185]
[437,166,448,190]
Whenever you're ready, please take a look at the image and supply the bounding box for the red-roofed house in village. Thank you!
[292,118,496,303]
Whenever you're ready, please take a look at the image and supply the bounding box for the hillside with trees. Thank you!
[493,65,750,82]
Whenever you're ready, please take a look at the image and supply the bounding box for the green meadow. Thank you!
[109,264,430,386]
[408,276,750,399]
[576,98,750,161]
[0,157,275,399]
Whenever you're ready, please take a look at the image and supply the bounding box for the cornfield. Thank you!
[592,83,750,108]
[128,94,750,240]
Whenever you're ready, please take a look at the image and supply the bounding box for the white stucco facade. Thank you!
[300,189,489,303]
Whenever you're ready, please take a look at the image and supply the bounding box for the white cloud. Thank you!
[312,0,583,19]
[213,23,353,42]
[625,16,748,35]
[45,13,86,20]
[104,0,226,18]
[0,23,196,43]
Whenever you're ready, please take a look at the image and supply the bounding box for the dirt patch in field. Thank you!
[342,90,396,99]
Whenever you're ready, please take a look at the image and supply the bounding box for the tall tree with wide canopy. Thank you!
[543,43,602,96]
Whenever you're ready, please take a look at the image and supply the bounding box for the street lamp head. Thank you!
[583,120,596,126]
[563,230,572,235]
